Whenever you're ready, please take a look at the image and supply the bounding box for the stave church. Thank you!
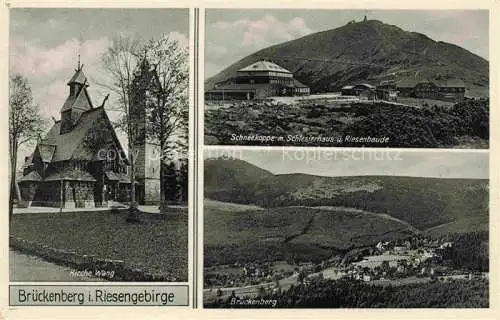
[18,59,162,208]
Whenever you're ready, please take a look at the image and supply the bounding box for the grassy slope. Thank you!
[204,198,264,212]
[252,175,489,231]
[291,207,419,248]
[204,204,417,265]
[204,158,273,203]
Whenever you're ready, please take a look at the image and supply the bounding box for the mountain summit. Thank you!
[206,19,488,96]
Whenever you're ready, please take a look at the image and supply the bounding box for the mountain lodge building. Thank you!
[205,60,310,101]
[341,79,466,102]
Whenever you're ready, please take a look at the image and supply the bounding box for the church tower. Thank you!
[130,57,161,205]
[60,62,93,134]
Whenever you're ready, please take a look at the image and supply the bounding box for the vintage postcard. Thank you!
[204,9,489,149]
[2,1,499,319]
[7,7,190,306]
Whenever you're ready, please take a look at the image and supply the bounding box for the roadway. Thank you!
[9,249,103,282]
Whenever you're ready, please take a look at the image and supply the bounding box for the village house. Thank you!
[340,85,356,96]
[205,60,310,101]
[376,82,399,101]
[396,79,466,102]
[341,83,377,100]
[18,58,164,208]
[341,79,465,102]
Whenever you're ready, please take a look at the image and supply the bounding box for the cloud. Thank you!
[213,14,313,47]
[34,79,67,119]
[206,14,314,78]
[10,14,68,36]
[10,36,111,123]
[10,37,110,78]
[206,41,228,56]
[167,31,189,49]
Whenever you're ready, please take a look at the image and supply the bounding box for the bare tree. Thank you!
[100,35,141,219]
[143,35,189,210]
[9,75,43,221]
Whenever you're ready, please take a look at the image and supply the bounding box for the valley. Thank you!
[203,158,489,307]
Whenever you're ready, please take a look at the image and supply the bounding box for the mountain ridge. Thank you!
[205,158,489,232]
[206,19,488,96]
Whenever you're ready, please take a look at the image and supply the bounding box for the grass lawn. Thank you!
[10,210,188,281]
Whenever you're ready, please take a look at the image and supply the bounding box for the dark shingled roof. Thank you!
[105,170,120,181]
[18,171,42,182]
[38,144,56,163]
[116,173,129,184]
[42,107,104,162]
[67,69,88,85]
[238,60,291,73]
[60,86,93,112]
[117,172,139,184]
[292,79,309,89]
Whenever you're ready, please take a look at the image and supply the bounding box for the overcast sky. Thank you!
[205,149,488,179]
[10,8,189,167]
[205,9,489,79]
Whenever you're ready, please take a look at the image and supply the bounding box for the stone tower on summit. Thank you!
[130,57,161,205]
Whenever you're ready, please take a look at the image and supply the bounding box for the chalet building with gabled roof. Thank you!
[341,83,378,100]
[205,60,310,101]
[340,79,466,102]
[395,79,466,102]
[18,64,132,208]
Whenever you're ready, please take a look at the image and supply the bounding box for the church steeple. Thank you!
[67,62,88,98]
[60,60,93,134]
[139,49,150,73]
